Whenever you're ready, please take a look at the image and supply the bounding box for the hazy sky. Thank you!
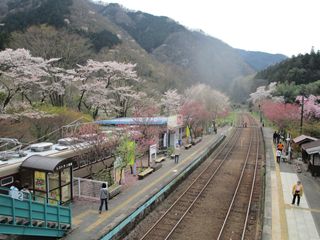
[101,0,320,57]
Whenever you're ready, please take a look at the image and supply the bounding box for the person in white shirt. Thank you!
[276,149,282,163]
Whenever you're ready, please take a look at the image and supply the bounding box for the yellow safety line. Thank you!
[73,210,97,225]
[84,136,218,233]
[272,141,288,240]
[285,203,320,213]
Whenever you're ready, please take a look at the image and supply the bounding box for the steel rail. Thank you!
[216,117,260,240]
[241,125,260,240]
[140,115,245,240]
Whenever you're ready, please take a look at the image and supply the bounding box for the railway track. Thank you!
[217,117,260,240]
[137,113,263,240]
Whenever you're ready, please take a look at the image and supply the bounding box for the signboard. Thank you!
[168,115,183,129]
[34,171,46,191]
[149,144,157,164]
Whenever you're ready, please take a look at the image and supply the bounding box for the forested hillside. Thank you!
[0,0,287,105]
[255,49,320,85]
[236,49,287,71]
[98,3,255,92]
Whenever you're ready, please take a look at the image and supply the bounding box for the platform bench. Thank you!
[184,144,192,149]
[192,138,202,145]
[138,167,154,180]
[155,156,166,163]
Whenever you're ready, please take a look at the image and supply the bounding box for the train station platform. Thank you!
[262,127,320,240]
[64,127,230,240]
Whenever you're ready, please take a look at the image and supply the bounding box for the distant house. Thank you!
[301,140,320,176]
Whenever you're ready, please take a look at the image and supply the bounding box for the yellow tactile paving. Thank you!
[272,141,288,240]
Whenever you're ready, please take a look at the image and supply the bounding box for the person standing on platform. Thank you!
[174,145,180,164]
[277,142,284,151]
[99,183,108,214]
[276,149,282,164]
[292,181,303,206]
[273,131,278,144]
[21,184,31,200]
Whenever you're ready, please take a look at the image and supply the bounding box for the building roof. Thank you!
[301,140,320,155]
[96,117,168,126]
[20,155,72,172]
[293,135,318,145]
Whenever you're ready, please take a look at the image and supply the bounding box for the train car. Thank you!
[0,138,115,188]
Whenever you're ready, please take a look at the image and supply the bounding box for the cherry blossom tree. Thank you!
[180,100,210,140]
[160,89,182,116]
[260,100,300,128]
[74,60,142,119]
[184,84,230,119]
[248,82,280,107]
[130,100,163,167]
[64,122,119,177]
[296,95,320,119]
[0,48,59,112]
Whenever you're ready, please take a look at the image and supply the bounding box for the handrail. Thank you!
[0,186,71,228]
[0,186,60,205]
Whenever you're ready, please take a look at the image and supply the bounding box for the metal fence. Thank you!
[73,177,107,200]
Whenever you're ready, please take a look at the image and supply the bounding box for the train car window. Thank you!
[1,176,14,186]
[73,160,79,170]
[61,168,71,185]
[80,159,87,167]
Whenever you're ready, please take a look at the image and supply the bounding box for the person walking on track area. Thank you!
[99,183,108,214]
[292,180,303,206]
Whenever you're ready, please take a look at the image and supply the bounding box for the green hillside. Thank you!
[255,49,320,85]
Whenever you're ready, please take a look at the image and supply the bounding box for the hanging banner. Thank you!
[128,141,136,166]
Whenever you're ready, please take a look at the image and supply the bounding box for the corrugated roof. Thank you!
[21,155,71,172]
[302,140,320,150]
[302,140,320,155]
[293,135,318,144]
[96,117,168,126]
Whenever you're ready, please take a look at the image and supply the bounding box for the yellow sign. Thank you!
[34,171,46,191]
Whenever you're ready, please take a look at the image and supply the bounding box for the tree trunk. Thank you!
[78,90,86,112]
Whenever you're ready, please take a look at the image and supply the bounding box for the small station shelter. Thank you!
[301,140,320,176]
[20,155,73,204]
[293,135,318,147]
[96,115,184,149]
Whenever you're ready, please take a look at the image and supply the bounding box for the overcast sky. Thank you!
[100,0,320,57]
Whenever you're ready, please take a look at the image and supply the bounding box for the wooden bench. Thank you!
[151,163,162,171]
[192,138,202,145]
[155,156,166,163]
[184,144,192,149]
[138,167,154,180]
[109,184,122,199]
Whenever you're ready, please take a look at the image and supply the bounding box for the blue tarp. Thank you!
[96,117,168,126]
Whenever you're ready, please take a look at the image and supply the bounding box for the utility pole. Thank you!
[258,104,262,123]
[300,95,304,135]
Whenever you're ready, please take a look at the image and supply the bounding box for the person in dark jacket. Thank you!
[99,183,108,214]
